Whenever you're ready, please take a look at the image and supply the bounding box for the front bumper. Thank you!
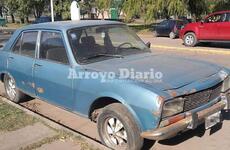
[141,100,227,141]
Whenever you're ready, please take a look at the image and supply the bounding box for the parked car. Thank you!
[33,16,62,24]
[154,19,189,39]
[0,20,229,150]
[180,11,230,47]
[33,16,51,24]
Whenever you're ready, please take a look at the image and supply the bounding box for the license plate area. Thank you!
[205,111,221,129]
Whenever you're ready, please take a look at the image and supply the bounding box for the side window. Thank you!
[12,35,22,54]
[21,31,38,57]
[160,20,169,26]
[39,31,69,64]
[206,14,222,23]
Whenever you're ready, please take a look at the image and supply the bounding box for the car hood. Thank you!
[83,53,222,91]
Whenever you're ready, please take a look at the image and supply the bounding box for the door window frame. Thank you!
[11,30,39,58]
[37,30,71,66]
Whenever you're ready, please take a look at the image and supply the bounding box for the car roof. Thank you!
[21,20,124,31]
[206,10,230,18]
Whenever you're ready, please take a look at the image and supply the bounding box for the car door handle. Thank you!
[34,63,43,67]
[8,56,14,60]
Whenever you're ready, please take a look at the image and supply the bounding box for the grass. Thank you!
[0,99,38,132]
[0,99,100,150]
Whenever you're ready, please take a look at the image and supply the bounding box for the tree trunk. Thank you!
[26,16,29,23]
[11,14,15,23]
[20,18,25,24]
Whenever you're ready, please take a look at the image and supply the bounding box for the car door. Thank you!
[6,31,38,96]
[199,14,221,40]
[33,30,74,109]
[157,20,170,36]
[218,13,230,40]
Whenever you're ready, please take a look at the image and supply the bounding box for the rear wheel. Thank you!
[183,32,198,47]
[97,103,143,150]
[4,74,26,103]
[169,32,176,39]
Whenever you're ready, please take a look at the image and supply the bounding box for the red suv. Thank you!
[180,11,230,47]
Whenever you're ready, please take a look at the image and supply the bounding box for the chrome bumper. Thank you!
[141,100,226,141]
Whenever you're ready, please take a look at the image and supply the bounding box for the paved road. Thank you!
[139,34,230,69]
[0,33,230,150]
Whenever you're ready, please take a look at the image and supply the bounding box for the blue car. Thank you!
[0,20,229,150]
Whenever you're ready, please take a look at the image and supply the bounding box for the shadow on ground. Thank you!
[196,42,230,49]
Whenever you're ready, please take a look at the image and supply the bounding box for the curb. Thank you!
[0,96,109,150]
[151,45,230,55]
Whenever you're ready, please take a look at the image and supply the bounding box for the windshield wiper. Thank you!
[83,54,124,60]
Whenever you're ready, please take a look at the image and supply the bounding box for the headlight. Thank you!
[219,70,228,80]
[222,75,230,92]
[162,98,184,118]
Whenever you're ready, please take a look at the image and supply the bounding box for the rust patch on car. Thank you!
[37,87,44,94]
[168,90,177,97]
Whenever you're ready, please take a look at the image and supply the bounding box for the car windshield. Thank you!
[68,24,150,64]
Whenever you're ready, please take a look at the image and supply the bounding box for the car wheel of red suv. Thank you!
[184,32,198,47]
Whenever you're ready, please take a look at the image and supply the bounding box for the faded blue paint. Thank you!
[0,20,229,131]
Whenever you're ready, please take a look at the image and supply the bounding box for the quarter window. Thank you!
[21,31,38,57]
[39,31,69,64]
[206,14,223,23]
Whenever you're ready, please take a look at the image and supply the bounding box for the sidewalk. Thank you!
[0,92,104,150]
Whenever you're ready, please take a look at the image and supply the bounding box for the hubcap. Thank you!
[5,76,16,100]
[106,117,127,146]
[185,35,194,45]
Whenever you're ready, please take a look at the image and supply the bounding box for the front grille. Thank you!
[184,82,222,111]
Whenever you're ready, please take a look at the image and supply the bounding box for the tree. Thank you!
[213,0,230,12]
[32,0,45,18]
[54,0,72,20]
[5,0,19,23]
[95,0,111,19]
[187,0,208,20]
[122,0,143,22]
[17,0,33,23]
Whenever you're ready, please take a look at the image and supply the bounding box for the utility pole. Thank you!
[50,0,54,22]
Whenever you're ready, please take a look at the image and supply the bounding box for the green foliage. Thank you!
[32,0,45,18]
[187,0,208,19]
[54,0,71,20]
[5,0,18,15]
[2,0,230,24]
[213,0,230,12]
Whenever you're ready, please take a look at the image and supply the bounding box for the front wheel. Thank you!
[97,103,143,150]
[183,32,198,47]
[4,74,26,103]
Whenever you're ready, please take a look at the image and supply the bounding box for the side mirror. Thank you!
[146,42,151,48]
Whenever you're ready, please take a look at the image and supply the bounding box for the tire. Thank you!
[169,32,176,39]
[183,32,198,47]
[4,74,26,103]
[97,103,143,150]
[153,31,159,37]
